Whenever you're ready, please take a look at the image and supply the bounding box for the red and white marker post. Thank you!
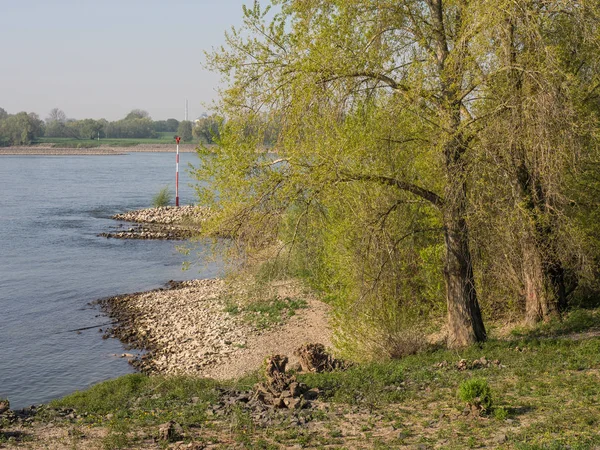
[175,136,180,207]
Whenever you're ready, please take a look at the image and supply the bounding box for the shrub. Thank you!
[458,378,493,413]
[152,186,172,207]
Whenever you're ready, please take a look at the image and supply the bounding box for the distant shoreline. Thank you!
[0,143,199,156]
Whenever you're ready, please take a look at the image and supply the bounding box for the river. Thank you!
[0,152,221,408]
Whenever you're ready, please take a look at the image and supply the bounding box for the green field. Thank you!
[35,133,189,148]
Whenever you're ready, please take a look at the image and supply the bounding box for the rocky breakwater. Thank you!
[99,205,211,240]
[100,279,255,375]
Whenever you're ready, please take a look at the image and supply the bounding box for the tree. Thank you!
[193,115,221,144]
[77,119,104,140]
[44,108,69,137]
[46,108,67,124]
[0,111,44,145]
[470,1,600,325]
[166,118,180,132]
[0,107,8,121]
[200,0,496,349]
[199,0,600,351]
[124,109,151,120]
[177,120,193,142]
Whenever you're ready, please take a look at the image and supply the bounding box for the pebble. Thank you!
[99,205,211,240]
[101,279,255,376]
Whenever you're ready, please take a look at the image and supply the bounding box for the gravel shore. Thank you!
[100,279,332,380]
[100,205,210,240]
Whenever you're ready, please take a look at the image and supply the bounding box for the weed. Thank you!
[458,378,493,413]
[225,295,307,329]
[494,406,509,420]
[152,186,172,208]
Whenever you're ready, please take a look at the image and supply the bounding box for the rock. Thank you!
[294,343,346,373]
[493,433,507,444]
[289,382,301,397]
[0,399,10,415]
[304,388,320,400]
[157,420,183,442]
[457,359,469,370]
[283,397,302,410]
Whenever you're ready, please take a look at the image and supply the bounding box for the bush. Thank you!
[152,186,172,207]
[458,378,493,413]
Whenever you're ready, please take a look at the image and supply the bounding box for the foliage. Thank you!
[194,0,600,356]
[177,120,193,142]
[153,118,179,133]
[193,114,221,144]
[124,109,150,120]
[42,108,178,141]
[152,186,172,208]
[458,378,493,413]
[0,110,44,146]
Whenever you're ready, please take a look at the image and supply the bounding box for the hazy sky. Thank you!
[0,0,249,121]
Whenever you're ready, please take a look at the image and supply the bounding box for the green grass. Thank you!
[152,186,172,208]
[34,136,186,148]
[224,295,308,329]
[7,306,599,449]
[511,307,600,338]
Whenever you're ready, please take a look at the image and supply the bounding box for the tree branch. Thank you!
[338,171,444,209]
[318,71,409,92]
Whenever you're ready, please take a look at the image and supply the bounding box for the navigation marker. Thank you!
[175,136,181,207]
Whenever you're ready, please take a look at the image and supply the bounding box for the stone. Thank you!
[493,433,507,444]
[0,399,10,415]
[289,382,301,397]
[157,420,183,442]
[283,397,301,410]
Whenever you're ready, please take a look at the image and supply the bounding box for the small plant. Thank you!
[493,406,509,420]
[152,186,172,208]
[458,378,493,414]
[224,296,308,329]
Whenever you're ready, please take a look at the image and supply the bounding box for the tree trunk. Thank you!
[522,235,555,325]
[506,18,568,324]
[443,207,487,348]
[517,167,565,323]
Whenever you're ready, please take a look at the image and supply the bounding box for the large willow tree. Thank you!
[472,1,600,324]
[199,0,600,351]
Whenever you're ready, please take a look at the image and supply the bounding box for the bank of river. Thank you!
[0,143,199,155]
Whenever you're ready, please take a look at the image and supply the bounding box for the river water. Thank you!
[0,152,221,409]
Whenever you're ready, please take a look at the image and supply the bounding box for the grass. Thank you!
[6,306,600,449]
[510,308,600,338]
[152,186,172,208]
[34,136,190,148]
[224,295,308,330]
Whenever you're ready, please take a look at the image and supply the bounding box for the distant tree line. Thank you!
[0,107,280,147]
[42,108,180,141]
[0,107,44,146]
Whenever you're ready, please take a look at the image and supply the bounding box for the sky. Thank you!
[0,0,250,121]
